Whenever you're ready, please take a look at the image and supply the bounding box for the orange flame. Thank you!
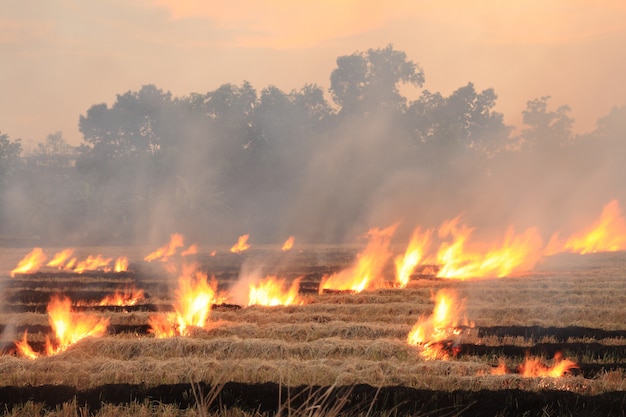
[407,289,469,360]
[99,285,144,306]
[144,233,185,262]
[319,224,397,293]
[436,218,543,279]
[248,276,303,306]
[47,249,75,269]
[16,295,109,359]
[148,265,217,337]
[395,228,432,287]
[563,200,626,254]
[11,248,47,277]
[181,244,198,256]
[230,234,251,253]
[73,254,114,274]
[281,236,295,251]
[15,331,39,360]
[518,353,578,378]
[114,256,129,272]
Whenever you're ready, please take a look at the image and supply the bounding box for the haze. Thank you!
[2,1,625,146]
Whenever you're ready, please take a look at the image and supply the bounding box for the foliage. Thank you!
[0,46,623,244]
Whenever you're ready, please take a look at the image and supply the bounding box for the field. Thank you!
[0,245,625,416]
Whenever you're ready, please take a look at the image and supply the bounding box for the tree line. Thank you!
[1,45,625,245]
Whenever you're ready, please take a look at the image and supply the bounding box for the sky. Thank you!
[2,0,626,147]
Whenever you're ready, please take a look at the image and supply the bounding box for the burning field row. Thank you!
[0,212,625,415]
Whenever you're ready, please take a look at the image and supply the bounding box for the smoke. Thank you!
[1,57,625,251]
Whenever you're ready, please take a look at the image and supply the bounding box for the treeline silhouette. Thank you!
[1,45,625,246]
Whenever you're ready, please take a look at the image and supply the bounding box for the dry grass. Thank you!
[0,249,625,412]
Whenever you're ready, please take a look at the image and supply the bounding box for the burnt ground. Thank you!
[1,382,626,416]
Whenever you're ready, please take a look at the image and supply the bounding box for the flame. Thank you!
[489,359,509,375]
[149,264,217,337]
[11,248,47,277]
[15,331,39,360]
[99,285,144,306]
[73,254,114,274]
[16,295,109,359]
[395,228,432,287]
[114,256,129,272]
[319,224,397,293]
[210,250,217,256]
[181,244,198,256]
[407,289,469,360]
[248,276,303,306]
[518,353,578,378]
[230,234,251,253]
[563,200,626,254]
[281,236,295,251]
[144,233,185,262]
[436,218,543,279]
[47,249,75,269]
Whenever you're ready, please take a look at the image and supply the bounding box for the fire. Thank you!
[436,218,544,279]
[519,353,578,378]
[407,289,469,360]
[319,224,397,293]
[16,295,109,359]
[73,254,114,274]
[230,234,251,253]
[395,228,432,287]
[563,200,626,254]
[181,244,198,256]
[281,236,295,251]
[99,285,144,306]
[144,233,185,262]
[114,256,129,272]
[10,247,47,277]
[480,354,578,377]
[47,249,75,269]
[149,264,217,337]
[248,276,303,306]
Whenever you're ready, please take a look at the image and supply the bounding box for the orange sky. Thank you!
[1,0,625,146]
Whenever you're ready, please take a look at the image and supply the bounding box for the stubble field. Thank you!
[0,245,625,416]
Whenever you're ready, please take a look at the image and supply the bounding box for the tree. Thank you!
[521,96,573,148]
[329,44,424,115]
[408,83,511,158]
[28,131,77,168]
[0,131,22,187]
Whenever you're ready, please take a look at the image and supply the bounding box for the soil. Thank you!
[1,382,625,416]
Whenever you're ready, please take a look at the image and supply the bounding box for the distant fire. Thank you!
[248,276,303,306]
[11,248,129,275]
[47,249,75,269]
[114,256,129,272]
[407,288,471,360]
[144,233,185,262]
[230,234,251,253]
[319,224,397,293]
[395,227,432,287]
[148,264,217,337]
[281,236,295,251]
[181,244,198,256]
[73,254,114,274]
[99,285,144,306]
[16,295,109,359]
[546,200,626,255]
[436,219,544,279]
[10,247,46,277]
[482,354,578,378]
